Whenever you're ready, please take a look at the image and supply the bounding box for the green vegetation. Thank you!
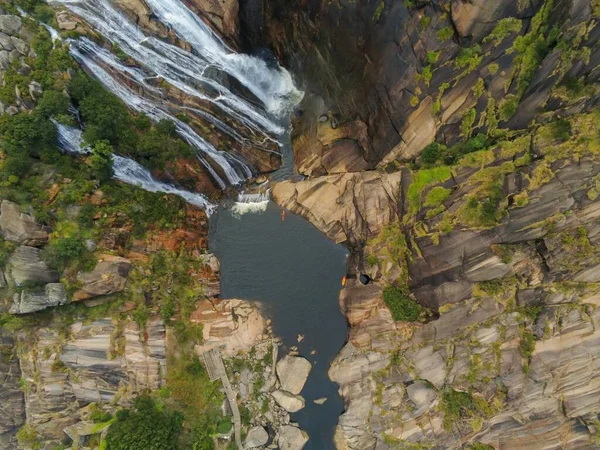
[437,26,454,42]
[483,18,523,46]
[383,285,425,322]
[424,186,451,208]
[440,388,495,431]
[426,50,441,65]
[454,45,483,73]
[16,424,41,450]
[509,0,558,97]
[407,166,452,214]
[372,1,385,21]
[105,396,183,450]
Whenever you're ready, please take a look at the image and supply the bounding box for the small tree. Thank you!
[90,140,114,183]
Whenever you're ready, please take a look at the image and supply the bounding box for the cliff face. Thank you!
[242,0,600,174]
[265,0,600,447]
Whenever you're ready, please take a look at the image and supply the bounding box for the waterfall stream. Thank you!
[50,0,303,188]
[54,121,215,213]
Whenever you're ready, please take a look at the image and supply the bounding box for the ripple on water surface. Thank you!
[209,202,349,450]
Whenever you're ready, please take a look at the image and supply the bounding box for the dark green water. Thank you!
[209,202,349,449]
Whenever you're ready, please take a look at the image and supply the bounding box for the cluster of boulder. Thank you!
[0,200,132,315]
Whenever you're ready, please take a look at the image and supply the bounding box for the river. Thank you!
[209,202,349,449]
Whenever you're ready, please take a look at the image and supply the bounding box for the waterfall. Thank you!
[112,155,216,214]
[54,121,215,214]
[52,119,90,154]
[50,0,303,189]
[50,0,302,134]
[231,190,271,217]
[69,41,245,188]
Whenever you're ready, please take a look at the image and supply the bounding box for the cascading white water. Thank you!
[52,119,90,154]
[69,42,247,188]
[231,190,271,217]
[112,155,216,214]
[50,0,301,136]
[54,121,215,214]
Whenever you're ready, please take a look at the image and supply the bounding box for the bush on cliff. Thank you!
[383,285,424,322]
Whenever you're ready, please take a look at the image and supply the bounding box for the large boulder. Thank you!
[276,355,312,395]
[244,426,269,448]
[73,255,132,301]
[277,425,309,450]
[0,16,21,36]
[10,283,68,314]
[272,390,305,413]
[0,201,50,246]
[7,246,58,286]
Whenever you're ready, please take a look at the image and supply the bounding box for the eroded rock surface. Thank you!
[273,171,402,245]
[0,331,25,449]
[192,298,266,356]
[16,318,166,447]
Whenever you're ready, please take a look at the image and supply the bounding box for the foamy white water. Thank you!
[54,122,215,214]
[231,190,270,217]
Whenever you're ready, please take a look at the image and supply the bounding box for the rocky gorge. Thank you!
[1,0,600,449]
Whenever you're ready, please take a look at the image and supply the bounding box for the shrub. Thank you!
[43,236,87,270]
[437,26,454,42]
[426,50,441,65]
[105,396,183,450]
[421,142,444,166]
[0,112,57,156]
[483,17,523,46]
[90,140,114,183]
[382,285,424,322]
[455,45,483,72]
[499,95,519,121]
[36,90,70,118]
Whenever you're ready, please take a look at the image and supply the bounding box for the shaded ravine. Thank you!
[209,202,349,449]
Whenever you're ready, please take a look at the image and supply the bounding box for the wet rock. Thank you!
[10,283,68,314]
[188,0,239,39]
[0,16,21,35]
[245,426,269,448]
[73,255,132,301]
[272,390,305,413]
[276,355,311,395]
[0,200,50,246]
[7,246,59,286]
[277,425,308,450]
[313,397,327,405]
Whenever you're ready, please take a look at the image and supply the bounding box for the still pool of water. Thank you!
[209,201,349,449]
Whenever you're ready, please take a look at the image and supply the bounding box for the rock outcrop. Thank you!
[0,201,50,247]
[245,425,269,448]
[10,283,68,314]
[7,246,58,286]
[192,298,266,356]
[272,389,305,413]
[273,171,402,245]
[73,255,132,301]
[16,318,166,447]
